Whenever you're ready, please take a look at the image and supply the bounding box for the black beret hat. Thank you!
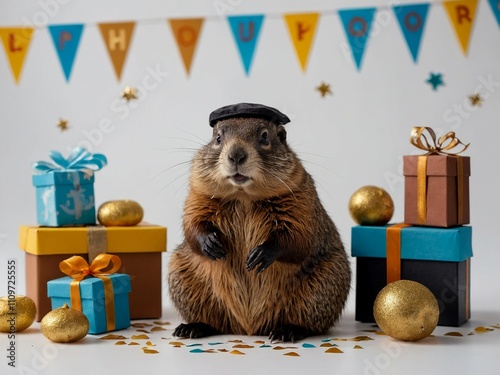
[209,103,291,127]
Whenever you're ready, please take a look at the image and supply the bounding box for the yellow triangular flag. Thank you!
[0,27,34,84]
[284,13,319,72]
[98,22,135,81]
[444,0,478,55]
[169,18,204,76]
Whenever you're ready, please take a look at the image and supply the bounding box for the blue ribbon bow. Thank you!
[33,147,107,174]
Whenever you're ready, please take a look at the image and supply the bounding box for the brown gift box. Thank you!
[19,224,167,321]
[404,155,470,227]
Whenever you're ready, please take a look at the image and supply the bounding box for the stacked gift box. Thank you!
[352,127,472,327]
[19,148,167,334]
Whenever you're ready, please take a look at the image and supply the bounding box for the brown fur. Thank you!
[168,117,351,338]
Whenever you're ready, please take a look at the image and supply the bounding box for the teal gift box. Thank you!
[32,147,107,227]
[47,274,131,334]
[352,224,472,326]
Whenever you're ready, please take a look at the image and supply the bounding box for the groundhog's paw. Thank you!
[246,242,280,273]
[173,322,219,339]
[198,232,226,260]
[269,325,309,343]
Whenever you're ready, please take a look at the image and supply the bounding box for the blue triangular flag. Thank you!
[393,4,430,63]
[488,0,500,29]
[227,15,264,75]
[48,24,84,81]
[338,8,376,71]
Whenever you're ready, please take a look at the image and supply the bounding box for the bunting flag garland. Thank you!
[0,1,499,84]
[284,13,320,72]
[227,15,265,75]
[338,8,377,71]
[98,22,136,81]
[0,27,34,83]
[444,0,478,55]
[169,18,204,76]
[48,24,84,82]
[487,0,500,28]
[393,4,430,63]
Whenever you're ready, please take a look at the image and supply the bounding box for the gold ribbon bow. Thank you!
[410,127,469,155]
[59,254,121,331]
[410,127,469,225]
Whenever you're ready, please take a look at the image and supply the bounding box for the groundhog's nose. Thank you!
[228,145,247,166]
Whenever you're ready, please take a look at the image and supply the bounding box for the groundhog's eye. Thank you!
[259,131,269,146]
[216,134,222,145]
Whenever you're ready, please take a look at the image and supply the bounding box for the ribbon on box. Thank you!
[410,127,469,225]
[59,253,121,331]
[32,147,107,174]
[386,223,411,284]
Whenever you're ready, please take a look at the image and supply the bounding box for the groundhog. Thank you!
[168,103,351,342]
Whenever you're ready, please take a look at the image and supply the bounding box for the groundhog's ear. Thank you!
[277,125,287,143]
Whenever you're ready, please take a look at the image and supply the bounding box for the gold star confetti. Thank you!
[468,93,483,107]
[121,86,138,102]
[57,118,69,132]
[316,82,332,97]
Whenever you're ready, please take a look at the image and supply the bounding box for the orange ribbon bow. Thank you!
[59,253,121,331]
[410,127,469,225]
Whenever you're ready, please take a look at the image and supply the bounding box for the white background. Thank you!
[0,1,499,374]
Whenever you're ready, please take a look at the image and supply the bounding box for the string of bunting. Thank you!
[0,0,498,83]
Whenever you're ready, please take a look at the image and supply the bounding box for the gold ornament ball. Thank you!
[0,295,36,333]
[348,185,394,225]
[97,200,144,226]
[41,304,89,343]
[374,280,439,341]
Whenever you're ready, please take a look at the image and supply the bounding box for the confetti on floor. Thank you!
[129,342,139,346]
[187,343,203,347]
[208,342,224,346]
[114,341,127,345]
[284,351,300,357]
[131,323,153,328]
[145,341,156,346]
[475,326,494,333]
[353,345,364,349]
[228,339,244,343]
[254,340,266,344]
[100,334,127,340]
[136,329,150,334]
[131,334,150,340]
[233,344,254,349]
[169,341,185,346]
[491,324,500,329]
[302,343,316,348]
[153,321,171,325]
[190,348,206,353]
[325,347,344,354]
[142,348,159,354]
[321,338,332,342]
[230,350,245,355]
[445,332,463,337]
[260,345,271,348]
[218,349,229,353]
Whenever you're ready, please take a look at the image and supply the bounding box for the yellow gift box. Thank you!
[19,224,167,321]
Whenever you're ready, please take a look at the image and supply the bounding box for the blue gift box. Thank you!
[47,274,131,334]
[33,171,96,226]
[351,225,473,326]
[32,147,107,227]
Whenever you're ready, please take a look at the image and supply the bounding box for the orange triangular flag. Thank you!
[0,27,34,83]
[444,0,478,55]
[169,18,204,75]
[284,13,319,72]
[98,22,135,81]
